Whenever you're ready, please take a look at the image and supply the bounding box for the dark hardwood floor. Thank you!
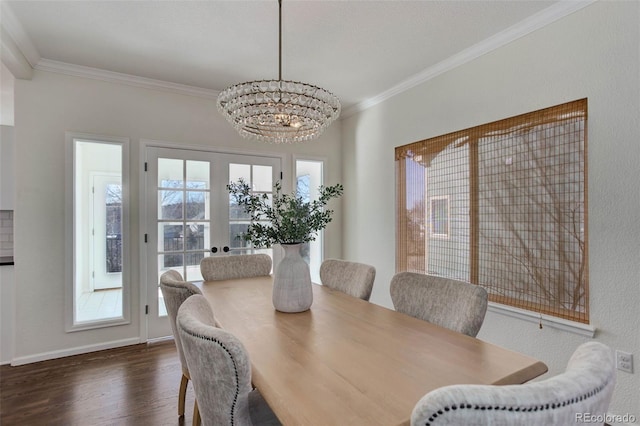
[0,340,196,425]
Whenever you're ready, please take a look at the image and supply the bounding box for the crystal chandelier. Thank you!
[217,0,340,144]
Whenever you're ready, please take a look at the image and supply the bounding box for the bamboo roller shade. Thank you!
[395,99,588,323]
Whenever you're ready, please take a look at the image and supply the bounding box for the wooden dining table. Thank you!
[196,275,548,426]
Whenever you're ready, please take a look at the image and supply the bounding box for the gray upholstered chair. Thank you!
[319,259,376,301]
[159,270,202,423]
[390,272,488,337]
[411,341,616,426]
[177,295,281,426]
[200,254,272,281]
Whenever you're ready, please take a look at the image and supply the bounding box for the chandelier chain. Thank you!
[279,0,282,81]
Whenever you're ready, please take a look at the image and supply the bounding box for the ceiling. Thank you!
[3,0,579,118]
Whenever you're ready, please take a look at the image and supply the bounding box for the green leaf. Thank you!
[227,178,343,247]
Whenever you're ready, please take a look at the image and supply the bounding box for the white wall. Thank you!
[0,265,14,364]
[1,63,15,126]
[1,125,15,210]
[12,69,342,363]
[342,1,639,420]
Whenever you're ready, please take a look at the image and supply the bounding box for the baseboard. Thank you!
[147,335,173,344]
[10,337,142,366]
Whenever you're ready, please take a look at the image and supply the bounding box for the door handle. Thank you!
[211,247,218,253]
[223,246,230,253]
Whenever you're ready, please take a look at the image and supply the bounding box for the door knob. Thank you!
[211,247,218,253]
[223,246,230,253]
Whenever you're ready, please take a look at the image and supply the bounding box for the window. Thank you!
[295,159,325,283]
[105,183,122,273]
[228,162,275,260]
[66,134,130,330]
[157,158,211,282]
[396,99,588,323]
[429,196,449,238]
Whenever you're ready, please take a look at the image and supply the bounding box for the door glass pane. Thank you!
[185,222,208,251]
[159,190,183,220]
[229,163,250,183]
[159,223,184,251]
[185,252,206,282]
[253,165,273,191]
[159,254,184,271]
[186,160,209,189]
[186,191,208,220]
[158,158,183,187]
[158,288,167,317]
[229,193,250,220]
[230,222,250,248]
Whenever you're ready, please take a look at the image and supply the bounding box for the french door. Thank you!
[144,147,281,338]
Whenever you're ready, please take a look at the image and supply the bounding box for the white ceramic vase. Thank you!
[272,243,313,313]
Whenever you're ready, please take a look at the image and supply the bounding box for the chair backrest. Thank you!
[411,341,616,426]
[177,295,255,426]
[159,270,202,375]
[390,272,488,337]
[200,254,272,281]
[319,259,376,301]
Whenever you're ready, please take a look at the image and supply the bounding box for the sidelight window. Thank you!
[66,134,130,330]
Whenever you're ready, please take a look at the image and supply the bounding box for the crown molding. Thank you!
[35,59,220,99]
[5,0,596,109]
[0,1,40,68]
[341,0,597,119]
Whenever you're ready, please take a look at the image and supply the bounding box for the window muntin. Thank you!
[396,99,588,323]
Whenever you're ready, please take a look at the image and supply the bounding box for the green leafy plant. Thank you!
[227,179,343,247]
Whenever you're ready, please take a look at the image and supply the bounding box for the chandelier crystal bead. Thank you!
[216,1,340,144]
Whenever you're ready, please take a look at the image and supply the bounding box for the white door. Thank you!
[144,147,281,339]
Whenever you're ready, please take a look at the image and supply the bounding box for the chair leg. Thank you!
[193,400,201,426]
[178,373,189,417]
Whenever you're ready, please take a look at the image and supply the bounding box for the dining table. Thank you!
[195,275,548,426]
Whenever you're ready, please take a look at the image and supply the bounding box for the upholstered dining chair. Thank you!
[319,259,376,301]
[411,341,616,426]
[177,295,282,426]
[200,253,272,281]
[159,270,202,424]
[390,272,488,337]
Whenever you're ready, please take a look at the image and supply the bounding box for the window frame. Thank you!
[65,132,131,332]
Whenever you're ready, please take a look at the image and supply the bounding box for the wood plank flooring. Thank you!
[0,341,196,426]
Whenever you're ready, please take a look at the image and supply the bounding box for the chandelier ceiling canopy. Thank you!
[217,0,341,144]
